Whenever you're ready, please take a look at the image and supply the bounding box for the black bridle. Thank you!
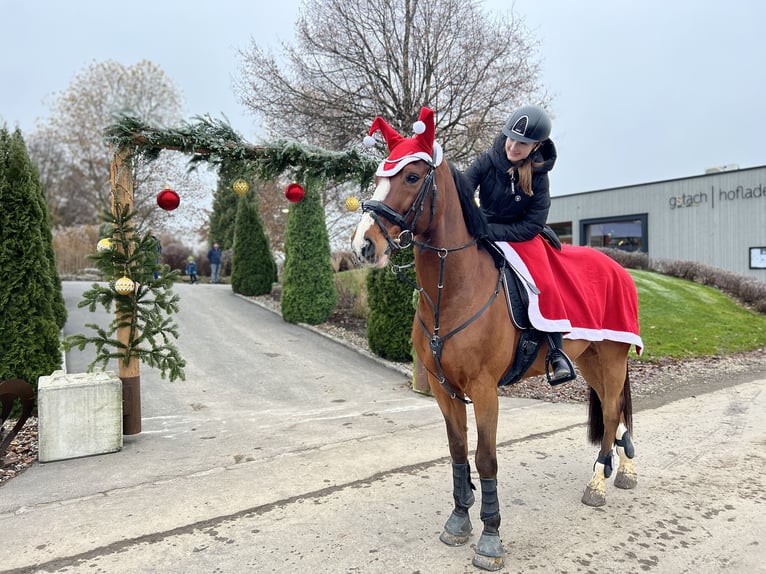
[360,163,503,404]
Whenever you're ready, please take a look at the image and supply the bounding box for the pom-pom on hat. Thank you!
[364,107,443,176]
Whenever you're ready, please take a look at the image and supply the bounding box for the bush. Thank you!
[231,194,278,296]
[366,249,416,361]
[0,128,63,405]
[281,182,337,324]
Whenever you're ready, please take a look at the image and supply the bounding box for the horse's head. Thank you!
[351,159,438,267]
[351,107,443,268]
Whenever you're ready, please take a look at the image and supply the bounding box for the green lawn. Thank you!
[630,269,766,361]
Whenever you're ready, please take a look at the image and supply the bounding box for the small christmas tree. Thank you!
[64,204,186,381]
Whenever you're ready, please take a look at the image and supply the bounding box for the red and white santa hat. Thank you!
[363,106,443,177]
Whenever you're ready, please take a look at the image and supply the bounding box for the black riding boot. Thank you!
[545,332,576,386]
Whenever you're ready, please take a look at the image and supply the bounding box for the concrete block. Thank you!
[38,370,123,462]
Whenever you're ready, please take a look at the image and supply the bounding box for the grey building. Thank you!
[547,164,766,280]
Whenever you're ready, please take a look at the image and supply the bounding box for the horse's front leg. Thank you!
[430,378,474,547]
[471,386,504,572]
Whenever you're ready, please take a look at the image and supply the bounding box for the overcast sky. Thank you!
[2,1,764,196]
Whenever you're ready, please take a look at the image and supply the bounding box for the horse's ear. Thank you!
[432,142,443,166]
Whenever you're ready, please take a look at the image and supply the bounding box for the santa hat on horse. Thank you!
[364,106,443,177]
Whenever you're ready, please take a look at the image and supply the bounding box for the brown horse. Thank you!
[351,136,639,570]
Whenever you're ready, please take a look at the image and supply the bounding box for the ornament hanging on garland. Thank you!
[232,178,250,196]
[157,186,180,211]
[285,182,305,203]
[114,276,135,295]
[345,197,360,212]
[96,238,114,252]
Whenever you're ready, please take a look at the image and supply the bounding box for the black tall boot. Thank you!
[545,332,576,386]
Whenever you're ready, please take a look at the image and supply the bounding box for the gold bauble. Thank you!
[114,276,135,295]
[345,196,360,212]
[232,178,250,195]
[96,238,113,252]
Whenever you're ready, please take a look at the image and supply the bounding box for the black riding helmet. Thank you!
[502,105,551,144]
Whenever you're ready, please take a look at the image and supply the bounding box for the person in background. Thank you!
[185,256,198,284]
[207,242,222,284]
[151,234,162,280]
[464,104,575,385]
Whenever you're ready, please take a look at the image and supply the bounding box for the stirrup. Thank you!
[545,350,576,386]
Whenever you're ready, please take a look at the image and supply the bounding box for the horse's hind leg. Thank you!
[577,342,636,506]
[614,420,638,490]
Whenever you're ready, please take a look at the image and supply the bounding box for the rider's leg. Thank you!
[546,332,576,385]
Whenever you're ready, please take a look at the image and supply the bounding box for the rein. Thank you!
[362,165,503,404]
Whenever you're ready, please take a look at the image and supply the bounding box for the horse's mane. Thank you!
[448,162,489,240]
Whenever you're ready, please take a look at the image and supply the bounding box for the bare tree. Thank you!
[236,0,546,164]
[235,0,547,244]
[30,59,210,236]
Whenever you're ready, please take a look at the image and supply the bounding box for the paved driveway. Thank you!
[0,282,763,573]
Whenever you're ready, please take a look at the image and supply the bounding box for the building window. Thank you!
[548,221,573,245]
[580,214,648,253]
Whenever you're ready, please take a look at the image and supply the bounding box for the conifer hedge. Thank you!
[231,193,278,296]
[280,181,337,324]
[0,128,64,395]
[366,249,417,361]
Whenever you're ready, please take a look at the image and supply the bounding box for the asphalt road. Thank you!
[0,282,763,573]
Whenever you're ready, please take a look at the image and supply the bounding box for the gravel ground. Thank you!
[3,293,765,488]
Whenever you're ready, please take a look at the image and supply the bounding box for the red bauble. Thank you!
[157,187,180,211]
[285,183,305,203]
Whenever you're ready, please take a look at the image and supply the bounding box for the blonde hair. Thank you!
[507,146,544,196]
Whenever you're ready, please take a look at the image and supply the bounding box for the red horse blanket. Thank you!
[497,238,644,354]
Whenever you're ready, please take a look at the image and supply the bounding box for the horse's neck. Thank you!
[414,189,487,298]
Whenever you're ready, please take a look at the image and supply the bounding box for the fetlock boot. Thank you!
[545,332,576,386]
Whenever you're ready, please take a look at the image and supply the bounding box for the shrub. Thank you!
[0,128,63,404]
[366,249,416,361]
[281,182,337,324]
[231,194,278,296]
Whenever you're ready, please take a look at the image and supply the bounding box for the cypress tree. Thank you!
[366,249,417,361]
[0,127,62,392]
[231,193,277,296]
[209,161,248,250]
[280,180,337,324]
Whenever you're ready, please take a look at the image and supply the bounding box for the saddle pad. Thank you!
[497,238,644,355]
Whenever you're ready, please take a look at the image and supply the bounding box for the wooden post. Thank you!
[110,146,142,435]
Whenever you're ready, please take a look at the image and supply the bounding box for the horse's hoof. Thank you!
[440,511,472,546]
[439,529,471,546]
[472,532,504,571]
[472,552,505,572]
[581,486,607,507]
[614,470,638,490]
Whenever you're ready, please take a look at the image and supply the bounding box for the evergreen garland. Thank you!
[104,114,378,189]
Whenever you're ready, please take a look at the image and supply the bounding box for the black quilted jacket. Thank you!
[464,134,557,242]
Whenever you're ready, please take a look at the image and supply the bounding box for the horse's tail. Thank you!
[587,370,633,445]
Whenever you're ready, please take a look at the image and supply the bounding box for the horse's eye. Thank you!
[405,173,420,185]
